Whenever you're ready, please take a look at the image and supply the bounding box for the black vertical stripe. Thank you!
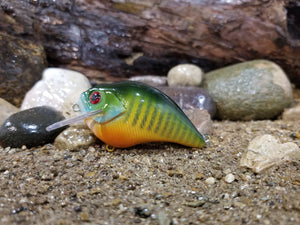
[192,133,200,146]
[173,122,186,143]
[168,120,178,140]
[154,109,167,134]
[181,126,191,144]
[160,111,173,137]
[166,115,180,140]
[123,95,136,121]
[131,100,144,126]
[147,107,159,131]
[139,100,152,129]
[171,115,183,140]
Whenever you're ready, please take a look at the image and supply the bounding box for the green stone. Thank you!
[202,60,293,120]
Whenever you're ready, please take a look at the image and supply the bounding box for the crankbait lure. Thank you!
[47,81,205,148]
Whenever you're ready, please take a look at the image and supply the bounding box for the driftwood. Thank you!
[0,0,300,86]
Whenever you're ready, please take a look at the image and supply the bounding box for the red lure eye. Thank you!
[90,92,101,104]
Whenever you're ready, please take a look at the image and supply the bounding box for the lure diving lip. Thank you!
[45,108,103,132]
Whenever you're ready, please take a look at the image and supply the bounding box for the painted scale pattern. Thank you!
[83,81,205,148]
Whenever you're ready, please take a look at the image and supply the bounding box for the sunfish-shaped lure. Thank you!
[47,81,205,148]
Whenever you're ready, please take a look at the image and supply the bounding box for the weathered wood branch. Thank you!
[1,0,300,86]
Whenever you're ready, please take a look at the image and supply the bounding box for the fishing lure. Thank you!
[47,81,205,148]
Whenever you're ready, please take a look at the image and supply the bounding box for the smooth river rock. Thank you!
[129,75,167,87]
[0,106,66,148]
[21,68,91,118]
[202,60,293,120]
[54,125,98,151]
[167,64,203,87]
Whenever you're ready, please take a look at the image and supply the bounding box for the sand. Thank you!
[0,119,299,225]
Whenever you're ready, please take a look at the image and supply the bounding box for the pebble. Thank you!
[202,60,293,120]
[184,109,213,135]
[21,68,91,118]
[0,33,47,106]
[240,134,300,173]
[184,200,206,208]
[205,177,216,185]
[157,211,172,225]
[0,98,19,126]
[167,64,203,87]
[54,125,98,151]
[157,86,216,118]
[134,206,152,218]
[0,106,66,148]
[282,102,300,121]
[224,173,235,183]
[129,75,167,86]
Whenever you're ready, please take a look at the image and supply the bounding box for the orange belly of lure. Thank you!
[79,81,205,148]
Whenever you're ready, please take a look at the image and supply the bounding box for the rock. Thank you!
[184,109,213,135]
[167,64,203,87]
[202,60,293,120]
[282,102,300,121]
[240,134,300,173]
[0,106,66,148]
[205,177,216,185]
[224,173,235,183]
[129,75,167,86]
[157,86,216,118]
[0,33,47,106]
[157,211,172,225]
[21,68,91,118]
[134,206,152,218]
[184,200,206,208]
[54,125,98,151]
[0,98,19,126]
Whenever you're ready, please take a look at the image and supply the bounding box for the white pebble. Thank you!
[167,64,203,87]
[129,75,167,86]
[224,173,235,183]
[205,177,215,185]
[240,134,300,173]
[223,168,231,174]
[21,68,91,118]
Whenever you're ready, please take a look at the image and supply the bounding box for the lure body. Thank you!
[77,81,205,148]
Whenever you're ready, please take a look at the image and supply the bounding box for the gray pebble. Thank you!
[158,211,172,225]
[54,125,98,151]
[202,60,293,120]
